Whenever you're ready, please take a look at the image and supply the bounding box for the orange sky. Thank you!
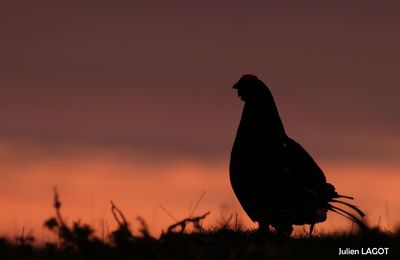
[1,0,400,241]
[1,144,399,241]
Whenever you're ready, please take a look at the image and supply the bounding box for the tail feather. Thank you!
[321,184,365,228]
[327,203,366,228]
[330,199,365,217]
[328,206,354,222]
[335,194,354,200]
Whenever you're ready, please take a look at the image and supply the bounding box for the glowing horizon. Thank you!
[1,146,399,241]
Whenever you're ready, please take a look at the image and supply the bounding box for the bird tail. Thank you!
[319,183,366,228]
[326,194,366,229]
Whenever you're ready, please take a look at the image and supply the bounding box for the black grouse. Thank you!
[229,74,364,235]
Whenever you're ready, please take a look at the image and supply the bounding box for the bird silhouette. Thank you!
[229,74,365,236]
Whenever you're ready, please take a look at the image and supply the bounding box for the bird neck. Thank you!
[240,100,287,140]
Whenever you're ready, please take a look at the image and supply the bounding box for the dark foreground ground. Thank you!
[1,192,399,260]
[1,226,399,260]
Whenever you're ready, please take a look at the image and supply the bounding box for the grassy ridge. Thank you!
[0,191,399,260]
[1,226,399,260]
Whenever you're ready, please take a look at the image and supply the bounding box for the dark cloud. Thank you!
[1,0,399,164]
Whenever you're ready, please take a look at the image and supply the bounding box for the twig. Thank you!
[111,200,129,228]
[166,211,210,234]
[190,191,206,217]
[159,204,178,222]
[137,217,151,237]
[18,226,25,245]
[53,187,65,227]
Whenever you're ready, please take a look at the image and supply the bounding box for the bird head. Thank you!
[233,74,271,102]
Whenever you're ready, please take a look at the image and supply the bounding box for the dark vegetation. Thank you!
[0,190,399,260]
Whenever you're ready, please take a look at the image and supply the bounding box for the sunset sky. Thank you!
[1,1,399,239]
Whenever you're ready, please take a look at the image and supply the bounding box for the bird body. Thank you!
[229,75,364,235]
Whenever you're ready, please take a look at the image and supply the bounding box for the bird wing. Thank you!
[283,138,327,189]
[283,138,365,227]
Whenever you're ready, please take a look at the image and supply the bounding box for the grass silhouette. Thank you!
[0,189,399,260]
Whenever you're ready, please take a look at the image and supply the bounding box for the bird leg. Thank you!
[257,221,270,233]
[309,223,315,237]
[275,225,293,237]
